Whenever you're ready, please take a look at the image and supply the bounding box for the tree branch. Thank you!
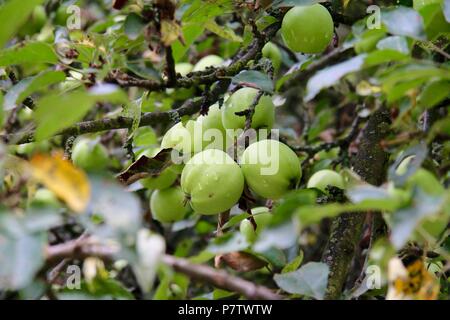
[321,106,391,299]
[45,238,282,300]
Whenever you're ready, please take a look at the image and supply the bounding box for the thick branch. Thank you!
[321,106,391,300]
[45,238,281,300]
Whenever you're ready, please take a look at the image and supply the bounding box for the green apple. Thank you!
[240,139,301,199]
[150,187,190,223]
[281,4,334,54]
[72,138,109,172]
[161,120,205,155]
[175,63,194,77]
[307,169,345,193]
[30,188,60,208]
[262,42,282,72]
[141,165,181,190]
[192,55,224,72]
[239,207,272,243]
[181,149,244,215]
[222,88,275,130]
[196,103,229,151]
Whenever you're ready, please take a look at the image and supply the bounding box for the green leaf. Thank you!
[418,80,450,109]
[376,36,411,54]
[274,262,329,300]
[172,23,204,62]
[381,6,426,40]
[4,71,66,111]
[388,142,427,187]
[34,84,128,141]
[258,247,287,269]
[0,42,58,66]
[281,252,304,273]
[124,13,145,41]
[364,49,409,67]
[444,0,450,22]
[0,92,3,128]
[85,176,142,236]
[271,189,317,225]
[207,232,249,254]
[205,20,242,42]
[221,212,250,230]
[0,0,45,48]
[305,55,366,101]
[182,0,233,24]
[232,70,274,93]
[389,190,446,249]
[0,210,61,290]
[253,222,298,252]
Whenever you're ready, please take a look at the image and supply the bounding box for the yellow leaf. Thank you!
[160,19,182,46]
[387,257,439,300]
[29,152,91,213]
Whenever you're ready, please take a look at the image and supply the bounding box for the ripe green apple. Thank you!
[281,4,334,54]
[150,187,190,223]
[262,42,282,72]
[192,55,224,72]
[240,139,302,199]
[18,5,47,37]
[307,169,345,193]
[72,138,109,172]
[30,188,60,208]
[239,207,272,243]
[181,149,244,215]
[141,165,181,190]
[222,88,275,130]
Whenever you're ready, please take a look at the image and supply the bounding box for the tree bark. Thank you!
[322,106,391,299]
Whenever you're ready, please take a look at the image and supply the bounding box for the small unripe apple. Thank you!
[240,140,302,199]
[307,169,345,193]
[239,207,272,243]
[192,55,224,72]
[262,42,282,72]
[181,149,244,215]
[72,138,109,172]
[281,4,334,54]
[150,187,190,223]
[222,88,275,130]
[30,188,60,208]
[141,165,181,190]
